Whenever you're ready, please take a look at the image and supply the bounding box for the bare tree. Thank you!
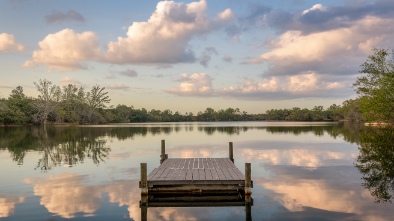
[33,79,61,125]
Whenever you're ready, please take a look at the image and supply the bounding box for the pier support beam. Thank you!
[160,140,168,164]
[245,163,252,196]
[140,163,148,199]
[229,142,234,163]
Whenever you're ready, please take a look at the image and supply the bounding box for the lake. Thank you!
[0,122,393,221]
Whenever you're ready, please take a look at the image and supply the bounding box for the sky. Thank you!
[1,0,393,114]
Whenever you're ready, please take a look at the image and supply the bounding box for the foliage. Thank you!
[354,48,394,123]
[86,85,111,109]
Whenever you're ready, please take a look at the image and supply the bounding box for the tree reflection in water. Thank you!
[35,137,110,170]
[355,127,394,203]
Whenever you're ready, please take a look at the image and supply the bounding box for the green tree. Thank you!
[353,48,394,124]
[6,86,33,124]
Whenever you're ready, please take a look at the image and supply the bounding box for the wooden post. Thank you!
[140,196,148,221]
[245,197,252,221]
[245,163,252,196]
[229,142,234,163]
[140,163,148,198]
[160,139,167,164]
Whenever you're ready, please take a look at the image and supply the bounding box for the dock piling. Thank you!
[140,163,148,198]
[245,163,252,196]
[229,142,234,163]
[160,140,168,164]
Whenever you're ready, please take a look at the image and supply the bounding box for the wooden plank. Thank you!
[186,168,193,180]
[185,158,191,169]
[207,158,213,169]
[205,168,213,180]
[203,158,209,169]
[221,158,240,180]
[193,158,198,169]
[172,168,183,180]
[149,159,171,181]
[218,158,234,180]
[210,168,219,180]
[192,168,199,180]
[165,169,175,180]
[213,159,226,180]
[147,167,159,180]
[178,168,188,180]
[198,168,205,180]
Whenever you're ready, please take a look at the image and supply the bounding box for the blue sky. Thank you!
[1,0,393,114]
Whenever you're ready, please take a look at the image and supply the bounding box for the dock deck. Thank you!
[147,158,245,187]
[140,140,252,198]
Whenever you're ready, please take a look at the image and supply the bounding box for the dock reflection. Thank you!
[140,194,253,221]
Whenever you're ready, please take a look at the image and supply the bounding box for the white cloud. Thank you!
[23,29,100,71]
[302,4,326,15]
[167,73,214,96]
[219,72,344,99]
[247,16,394,77]
[0,33,24,53]
[166,71,345,100]
[104,0,233,65]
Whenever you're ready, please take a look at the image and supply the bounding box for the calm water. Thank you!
[0,122,393,221]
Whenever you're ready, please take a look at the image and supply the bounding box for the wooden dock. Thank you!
[139,141,253,221]
[140,140,252,199]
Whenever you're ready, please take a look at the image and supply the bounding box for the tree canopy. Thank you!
[354,48,394,124]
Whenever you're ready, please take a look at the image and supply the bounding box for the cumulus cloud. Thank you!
[0,33,24,53]
[45,10,85,24]
[247,15,394,78]
[167,73,214,96]
[104,0,233,65]
[120,69,138,77]
[23,29,100,71]
[219,72,348,100]
[166,71,348,100]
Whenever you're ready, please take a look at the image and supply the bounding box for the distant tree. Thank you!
[342,99,364,121]
[86,85,111,109]
[6,86,33,124]
[33,79,61,125]
[353,48,394,124]
[148,109,162,122]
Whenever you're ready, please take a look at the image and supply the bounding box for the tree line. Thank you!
[0,79,359,125]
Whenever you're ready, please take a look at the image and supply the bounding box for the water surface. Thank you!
[0,122,393,220]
